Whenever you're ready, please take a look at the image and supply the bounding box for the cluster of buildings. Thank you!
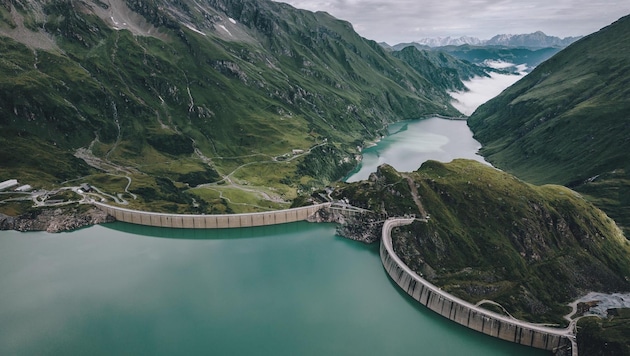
[0,179,32,192]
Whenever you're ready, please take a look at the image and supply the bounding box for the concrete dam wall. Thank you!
[380,219,574,353]
[94,202,331,229]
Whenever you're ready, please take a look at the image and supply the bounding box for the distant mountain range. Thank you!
[382,31,582,72]
[410,36,483,47]
[394,31,581,49]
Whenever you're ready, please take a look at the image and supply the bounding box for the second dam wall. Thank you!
[380,219,573,353]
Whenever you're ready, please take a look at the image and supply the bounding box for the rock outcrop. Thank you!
[307,207,384,243]
[0,206,115,233]
[335,217,383,243]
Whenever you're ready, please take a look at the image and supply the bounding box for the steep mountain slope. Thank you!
[468,14,630,233]
[327,160,630,325]
[0,0,463,214]
[391,46,490,93]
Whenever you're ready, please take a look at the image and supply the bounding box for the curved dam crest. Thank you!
[380,218,576,355]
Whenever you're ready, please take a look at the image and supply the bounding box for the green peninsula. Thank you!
[324,160,630,325]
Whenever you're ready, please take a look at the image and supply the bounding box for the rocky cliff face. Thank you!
[0,206,114,233]
[308,207,383,243]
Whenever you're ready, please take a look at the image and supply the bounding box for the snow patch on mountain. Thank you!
[413,36,483,47]
[412,31,581,48]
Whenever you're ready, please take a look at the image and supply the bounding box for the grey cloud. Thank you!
[280,0,630,44]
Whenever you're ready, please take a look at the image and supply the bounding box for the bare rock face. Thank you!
[308,207,383,243]
[307,208,346,224]
[0,206,115,233]
[335,218,383,244]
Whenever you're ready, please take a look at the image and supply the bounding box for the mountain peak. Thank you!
[485,31,580,48]
[411,31,580,49]
[413,36,483,47]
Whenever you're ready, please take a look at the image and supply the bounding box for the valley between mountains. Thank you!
[1,0,630,354]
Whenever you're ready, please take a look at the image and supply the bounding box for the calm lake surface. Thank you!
[0,118,546,355]
[346,117,489,182]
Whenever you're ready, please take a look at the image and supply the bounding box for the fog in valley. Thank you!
[450,62,527,116]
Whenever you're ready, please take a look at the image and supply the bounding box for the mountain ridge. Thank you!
[401,31,581,49]
[0,0,479,216]
[468,14,630,233]
[387,31,580,72]
[410,35,483,47]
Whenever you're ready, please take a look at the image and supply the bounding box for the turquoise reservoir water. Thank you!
[0,118,546,355]
[0,223,546,355]
[346,117,488,182]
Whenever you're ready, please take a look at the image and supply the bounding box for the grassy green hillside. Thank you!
[578,309,630,355]
[468,14,630,233]
[328,160,630,325]
[0,0,471,214]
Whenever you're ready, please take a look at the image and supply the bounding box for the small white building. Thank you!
[292,149,304,155]
[0,179,18,191]
[15,184,32,192]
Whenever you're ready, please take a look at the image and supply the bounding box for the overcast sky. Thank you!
[277,0,630,44]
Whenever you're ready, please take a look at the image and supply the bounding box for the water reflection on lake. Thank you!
[0,116,552,356]
[346,117,489,182]
[0,223,546,355]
